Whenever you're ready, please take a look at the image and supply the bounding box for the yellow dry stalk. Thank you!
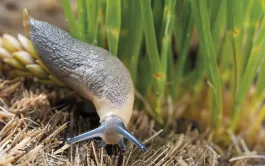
[0,34,64,86]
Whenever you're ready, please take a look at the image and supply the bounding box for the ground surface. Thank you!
[0,78,263,166]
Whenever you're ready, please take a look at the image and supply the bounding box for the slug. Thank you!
[23,10,147,152]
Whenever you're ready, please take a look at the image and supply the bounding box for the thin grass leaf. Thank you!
[174,1,193,98]
[211,0,226,57]
[140,0,164,91]
[106,0,121,56]
[209,0,221,27]
[153,0,163,51]
[190,0,222,128]
[260,0,265,15]
[219,33,234,86]
[77,0,88,41]
[255,59,265,102]
[227,0,244,94]
[118,0,130,61]
[138,55,152,97]
[61,0,79,38]
[97,0,107,48]
[243,2,261,71]
[127,0,143,83]
[160,0,177,71]
[140,0,165,120]
[249,105,265,138]
[231,18,265,131]
[86,0,99,44]
[159,0,177,98]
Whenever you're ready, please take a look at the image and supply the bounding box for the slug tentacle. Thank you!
[116,124,148,152]
[66,125,105,144]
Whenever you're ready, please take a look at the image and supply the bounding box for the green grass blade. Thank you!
[128,0,143,83]
[190,0,222,128]
[140,0,164,92]
[219,33,234,86]
[243,2,261,71]
[227,0,244,94]
[118,0,132,61]
[140,0,165,119]
[153,0,164,51]
[61,0,79,38]
[160,0,177,72]
[138,55,153,96]
[255,58,265,101]
[254,2,265,102]
[211,0,226,56]
[260,0,265,14]
[106,0,121,56]
[174,2,194,98]
[209,0,222,28]
[97,0,107,48]
[167,48,176,97]
[86,0,99,44]
[77,0,88,41]
[231,18,265,131]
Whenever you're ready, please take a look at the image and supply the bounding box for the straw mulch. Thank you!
[0,77,264,166]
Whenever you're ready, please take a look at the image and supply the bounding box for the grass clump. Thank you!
[60,0,265,142]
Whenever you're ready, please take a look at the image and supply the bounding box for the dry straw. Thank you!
[0,78,263,165]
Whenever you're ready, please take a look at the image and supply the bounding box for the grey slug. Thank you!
[23,9,147,152]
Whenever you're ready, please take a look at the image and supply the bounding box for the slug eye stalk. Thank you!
[66,125,105,144]
[116,124,147,152]
[67,117,147,152]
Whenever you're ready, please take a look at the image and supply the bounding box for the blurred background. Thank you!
[0,0,76,35]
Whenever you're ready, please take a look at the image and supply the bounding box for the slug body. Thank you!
[27,18,147,151]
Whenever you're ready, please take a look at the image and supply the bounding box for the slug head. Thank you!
[67,116,147,152]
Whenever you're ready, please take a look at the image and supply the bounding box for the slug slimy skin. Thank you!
[23,10,147,152]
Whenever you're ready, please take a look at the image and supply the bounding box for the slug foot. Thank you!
[118,138,126,151]
[98,139,107,148]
